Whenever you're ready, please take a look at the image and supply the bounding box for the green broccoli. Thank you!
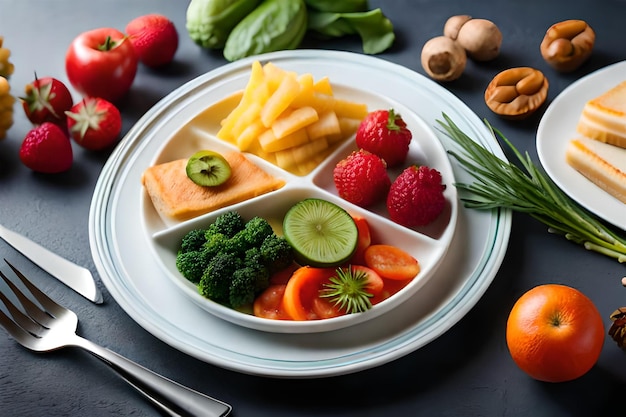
[199,252,243,304]
[240,216,275,247]
[207,211,246,238]
[244,247,270,291]
[175,249,211,283]
[260,234,294,273]
[202,232,230,258]
[177,211,296,308]
[229,267,260,308]
[179,228,208,253]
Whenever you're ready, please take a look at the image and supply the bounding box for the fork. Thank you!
[0,259,232,417]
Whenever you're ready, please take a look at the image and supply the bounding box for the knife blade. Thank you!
[0,223,103,304]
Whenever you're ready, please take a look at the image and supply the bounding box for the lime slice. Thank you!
[186,150,232,186]
[283,198,358,267]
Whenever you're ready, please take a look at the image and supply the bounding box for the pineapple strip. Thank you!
[260,73,300,128]
[259,128,309,153]
[216,61,368,175]
[306,111,341,140]
[274,137,329,169]
[271,106,319,139]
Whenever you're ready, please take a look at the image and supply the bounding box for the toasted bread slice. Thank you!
[576,81,626,148]
[565,137,626,204]
[142,151,285,221]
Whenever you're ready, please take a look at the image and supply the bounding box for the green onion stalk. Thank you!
[437,113,626,264]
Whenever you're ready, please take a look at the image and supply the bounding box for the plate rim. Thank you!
[89,49,512,378]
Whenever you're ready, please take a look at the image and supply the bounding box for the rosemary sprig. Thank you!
[437,113,626,263]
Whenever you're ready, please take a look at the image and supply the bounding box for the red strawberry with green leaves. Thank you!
[333,149,391,207]
[125,14,178,68]
[66,97,122,151]
[20,76,73,127]
[355,109,412,167]
[386,165,446,227]
[19,122,73,173]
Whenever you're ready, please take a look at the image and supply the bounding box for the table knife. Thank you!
[0,224,103,304]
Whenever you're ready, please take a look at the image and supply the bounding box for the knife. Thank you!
[0,223,103,304]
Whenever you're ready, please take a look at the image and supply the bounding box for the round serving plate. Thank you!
[537,60,626,231]
[89,50,511,378]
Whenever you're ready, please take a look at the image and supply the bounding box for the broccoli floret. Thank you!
[260,234,294,273]
[202,232,230,258]
[229,248,272,308]
[240,216,275,247]
[176,250,211,283]
[207,211,245,238]
[244,247,270,291]
[199,252,243,304]
[179,228,208,253]
[228,267,259,308]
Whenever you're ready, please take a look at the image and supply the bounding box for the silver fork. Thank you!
[0,259,232,417]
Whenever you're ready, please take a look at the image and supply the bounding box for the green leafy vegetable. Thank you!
[223,0,308,62]
[307,8,395,54]
[186,0,262,49]
[438,113,626,264]
[304,0,369,13]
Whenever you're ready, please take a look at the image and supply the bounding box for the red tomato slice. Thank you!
[350,214,372,265]
[311,297,345,319]
[364,244,420,280]
[253,284,291,320]
[282,266,337,320]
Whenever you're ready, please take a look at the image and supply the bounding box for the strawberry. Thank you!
[19,122,73,173]
[125,14,178,68]
[66,97,122,151]
[20,76,73,127]
[333,149,391,207]
[386,165,446,227]
[355,109,412,167]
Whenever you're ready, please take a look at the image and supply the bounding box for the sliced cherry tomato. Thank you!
[65,28,138,102]
[268,263,299,285]
[350,214,371,265]
[253,284,291,320]
[312,297,345,319]
[364,244,420,280]
[282,266,337,321]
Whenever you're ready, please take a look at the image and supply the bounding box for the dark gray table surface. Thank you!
[1,0,625,416]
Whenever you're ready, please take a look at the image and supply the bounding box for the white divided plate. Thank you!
[89,50,511,377]
[144,79,458,334]
[537,60,626,231]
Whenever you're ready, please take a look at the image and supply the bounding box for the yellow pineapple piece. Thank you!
[260,72,300,127]
[271,106,319,139]
[259,127,309,153]
[274,137,329,169]
[306,111,341,140]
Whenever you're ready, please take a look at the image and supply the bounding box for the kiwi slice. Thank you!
[283,198,358,267]
[186,150,232,187]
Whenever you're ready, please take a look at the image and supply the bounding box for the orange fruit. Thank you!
[505,284,605,382]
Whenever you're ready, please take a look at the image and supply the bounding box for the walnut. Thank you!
[484,67,549,119]
[540,20,595,72]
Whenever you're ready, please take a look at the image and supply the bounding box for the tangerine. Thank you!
[505,284,605,382]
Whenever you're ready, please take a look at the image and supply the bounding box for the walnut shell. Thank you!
[540,20,595,72]
[484,67,549,119]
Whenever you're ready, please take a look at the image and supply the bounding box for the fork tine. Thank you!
[0,274,45,335]
[0,307,38,344]
[0,264,53,327]
[4,259,66,321]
